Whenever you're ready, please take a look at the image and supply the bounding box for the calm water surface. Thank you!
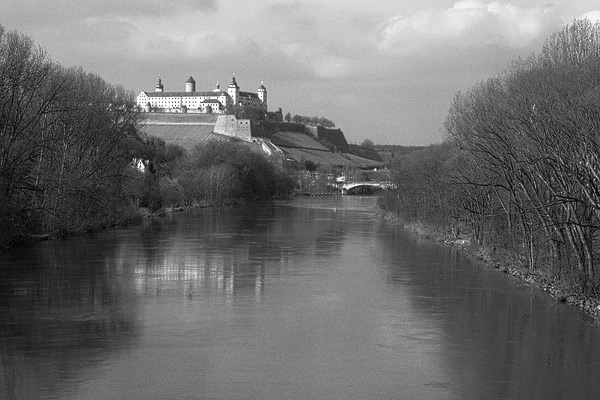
[1,196,600,399]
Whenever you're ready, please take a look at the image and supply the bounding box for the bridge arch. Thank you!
[324,181,395,194]
[342,183,384,194]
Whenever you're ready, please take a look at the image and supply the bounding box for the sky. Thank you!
[2,1,600,145]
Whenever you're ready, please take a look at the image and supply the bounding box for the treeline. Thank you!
[131,140,295,212]
[0,26,143,247]
[379,19,600,294]
[283,112,335,128]
[0,25,295,249]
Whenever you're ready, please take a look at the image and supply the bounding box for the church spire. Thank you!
[155,74,164,92]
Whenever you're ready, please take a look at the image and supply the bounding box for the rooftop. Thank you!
[143,91,229,97]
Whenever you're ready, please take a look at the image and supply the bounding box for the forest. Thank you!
[379,19,600,295]
[0,25,294,250]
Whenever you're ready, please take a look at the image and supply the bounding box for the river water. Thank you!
[1,196,600,399]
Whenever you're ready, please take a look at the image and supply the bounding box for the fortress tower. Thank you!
[257,81,267,108]
[228,75,239,105]
[185,76,196,93]
[155,75,164,93]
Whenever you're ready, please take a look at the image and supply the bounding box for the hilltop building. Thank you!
[135,75,385,173]
[137,75,267,114]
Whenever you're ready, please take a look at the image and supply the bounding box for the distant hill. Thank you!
[347,144,384,162]
[375,144,427,164]
[375,144,427,153]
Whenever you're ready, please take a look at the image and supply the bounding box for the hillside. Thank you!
[137,113,386,169]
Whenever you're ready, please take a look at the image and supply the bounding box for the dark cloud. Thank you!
[0,0,217,30]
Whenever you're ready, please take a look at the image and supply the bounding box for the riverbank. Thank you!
[2,197,280,251]
[381,211,600,322]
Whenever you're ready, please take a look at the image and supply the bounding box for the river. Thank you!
[1,196,599,399]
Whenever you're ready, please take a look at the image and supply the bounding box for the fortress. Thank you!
[135,74,385,171]
[136,75,267,114]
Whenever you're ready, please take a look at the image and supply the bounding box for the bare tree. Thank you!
[444,19,600,291]
[0,25,143,245]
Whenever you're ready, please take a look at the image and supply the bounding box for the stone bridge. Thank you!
[328,181,395,194]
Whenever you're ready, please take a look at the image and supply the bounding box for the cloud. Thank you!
[376,1,558,55]
[581,10,600,23]
[254,2,365,79]
[1,0,217,25]
[92,0,217,17]
[131,30,240,60]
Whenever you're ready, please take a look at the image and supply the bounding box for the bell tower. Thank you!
[228,74,239,105]
[155,75,164,92]
[257,81,267,111]
[185,76,196,93]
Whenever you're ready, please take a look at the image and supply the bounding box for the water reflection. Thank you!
[0,237,139,399]
[1,197,600,399]
[122,202,350,302]
[377,224,600,399]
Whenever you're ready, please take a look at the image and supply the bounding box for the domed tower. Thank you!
[155,75,164,93]
[227,74,239,105]
[257,81,267,110]
[185,76,196,93]
[213,81,221,93]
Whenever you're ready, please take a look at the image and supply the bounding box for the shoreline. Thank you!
[7,197,282,249]
[381,211,600,322]
[10,202,600,322]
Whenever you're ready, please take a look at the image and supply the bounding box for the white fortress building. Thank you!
[137,75,267,114]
